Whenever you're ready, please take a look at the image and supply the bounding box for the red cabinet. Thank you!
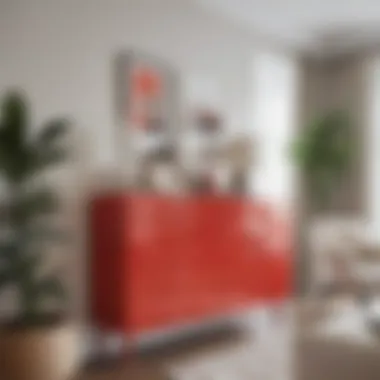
[90,193,292,335]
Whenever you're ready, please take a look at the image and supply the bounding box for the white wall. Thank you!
[0,0,260,167]
[250,51,299,207]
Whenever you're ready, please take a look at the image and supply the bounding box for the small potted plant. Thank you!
[0,92,78,380]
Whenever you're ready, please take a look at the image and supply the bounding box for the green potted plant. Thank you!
[291,110,353,295]
[0,92,78,380]
[292,110,353,210]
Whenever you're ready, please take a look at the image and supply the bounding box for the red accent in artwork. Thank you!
[129,68,162,128]
[133,68,161,97]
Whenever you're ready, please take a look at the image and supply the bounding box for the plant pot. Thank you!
[0,321,79,380]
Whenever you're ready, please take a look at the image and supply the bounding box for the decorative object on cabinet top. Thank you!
[194,108,223,134]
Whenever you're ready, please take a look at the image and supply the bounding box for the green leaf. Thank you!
[38,276,66,301]
[33,147,68,172]
[25,226,70,244]
[5,252,42,283]
[0,91,28,148]
[0,94,69,182]
[24,189,59,214]
[1,146,34,183]
[11,188,59,224]
[0,270,12,290]
[36,118,70,146]
[0,239,19,263]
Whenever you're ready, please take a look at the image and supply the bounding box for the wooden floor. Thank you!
[78,360,169,380]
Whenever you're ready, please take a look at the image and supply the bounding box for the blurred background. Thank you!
[2,0,380,379]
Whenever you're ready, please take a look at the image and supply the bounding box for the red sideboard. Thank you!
[90,193,292,335]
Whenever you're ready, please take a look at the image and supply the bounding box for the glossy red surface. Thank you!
[90,194,292,334]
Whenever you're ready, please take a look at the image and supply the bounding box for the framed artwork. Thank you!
[115,50,179,136]
[114,50,180,188]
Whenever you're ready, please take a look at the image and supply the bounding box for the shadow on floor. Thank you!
[81,323,249,380]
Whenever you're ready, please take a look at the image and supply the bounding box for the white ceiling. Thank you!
[194,0,380,52]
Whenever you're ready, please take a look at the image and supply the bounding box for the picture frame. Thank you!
[115,50,179,134]
[114,50,180,187]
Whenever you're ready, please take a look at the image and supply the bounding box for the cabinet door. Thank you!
[90,195,128,331]
[128,195,192,333]
[263,206,293,300]
[244,201,292,301]
[187,197,259,318]
[212,199,269,308]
